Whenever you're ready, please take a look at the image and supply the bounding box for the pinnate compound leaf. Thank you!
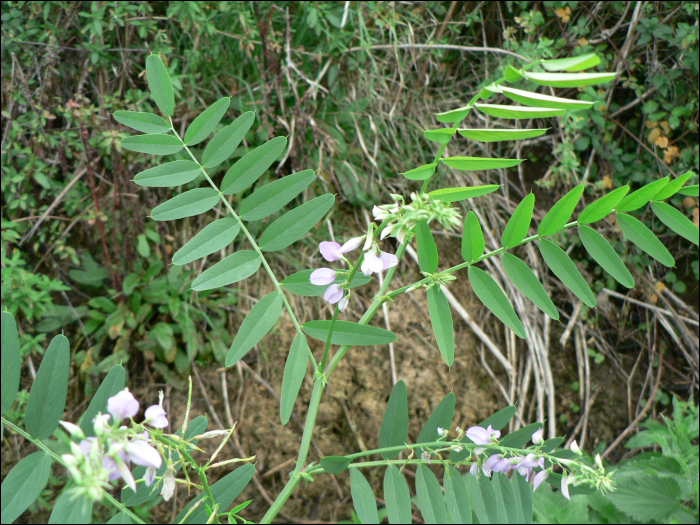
[474,104,566,119]
[538,185,584,236]
[607,474,680,522]
[616,213,675,267]
[462,211,485,263]
[578,185,630,224]
[417,392,456,445]
[402,163,437,181]
[26,335,70,440]
[302,321,396,346]
[120,134,183,155]
[468,266,527,338]
[500,86,594,110]
[221,136,287,195]
[428,185,499,202]
[1,451,52,524]
[441,156,523,171]
[379,380,408,460]
[1,312,20,415]
[240,169,315,221]
[522,71,617,87]
[225,292,283,367]
[501,193,535,248]
[501,253,559,320]
[444,465,472,524]
[384,465,413,524]
[426,287,455,366]
[280,333,310,425]
[616,177,670,212]
[651,201,699,246]
[80,364,125,437]
[202,112,256,169]
[424,128,456,144]
[281,270,371,297]
[538,238,596,307]
[416,220,438,273]
[49,491,93,524]
[260,194,335,251]
[458,128,549,142]
[436,105,471,123]
[320,456,352,474]
[113,111,171,134]
[191,251,261,291]
[653,171,693,201]
[350,469,380,524]
[146,54,174,117]
[172,218,241,265]
[541,52,601,72]
[578,225,635,288]
[151,188,220,221]
[416,464,448,524]
[677,184,698,197]
[185,97,231,146]
[134,160,201,187]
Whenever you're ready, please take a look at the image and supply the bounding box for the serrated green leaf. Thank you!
[494,472,518,523]
[416,464,448,524]
[424,128,456,144]
[538,238,596,307]
[113,111,171,134]
[616,177,669,212]
[1,312,20,415]
[281,269,371,296]
[48,490,93,524]
[501,253,559,320]
[1,451,52,524]
[185,97,231,146]
[302,320,396,346]
[402,163,437,181]
[578,225,635,288]
[225,291,283,366]
[146,54,174,117]
[202,112,256,169]
[441,156,523,171]
[464,473,489,524]
[320,456,352,474]
[458,128,549,142]
[462,211,485,263]
[436,105,471,123]
[427,287,455,366]
[25,335,70,440]
[240,169,315,221]
[379,380,409,460]
[172,218,241,265]
[384,465,413,524]
[350,469,379,524]
[500,422,544,449]
[500,86,594,110]
[469,266,527,338]
[577,185,630,224]
[134,160,202,187]
[651,201,699,245]
[80,365,125,437]
[607,474,680,522]
[653,172,693,200]
[417,392,456,445]
[677,184,698,197]
[120,134,184,155]
[191,250,261,291]
[428,185,500,202]
[522,71,617,87]
[260,194,335,251]
[221,136,287,195]
[502,193,535,248]
[541,53,601,72]
[475,104,566,119]
[616,213,675,267]
[445,465,472,524]
[280,333,309,425]
[538,185,584,236]
[151,188,220,221]
[416,220,438,273]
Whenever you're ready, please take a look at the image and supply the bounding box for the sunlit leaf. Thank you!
[280,333,310,425]
[540,53,601,72]
[468,266,526,338]
[120,134,183,155]
[240,169,315,221]
[538,239,596,307]
[616,177,669,212]
[441,156,523,171]
[402,163,437,181]
[221,136,288,195]
[500,86,594,110]
[458,128,549,142]
[652,171,693,201]
[191,251,261,291]
[225,291,283,366]
[172,218,241,265]
[578,225,635,288]
[616,213,675,267]
[538,185,584,236]
[134,160,202,187]
[146,54,174,117]
[436,105,472,123]
[474,104,566,119]
[424,128,456,144]
[501,253,559,320]
[260,194,335,251]
[577,186,630,224]
[113,111,171,134]
[522,71,617,87]
[202,112,256,169]
[428,185,499,202]
[650,201,699,246]
[151,188,220,221]
[677,185,698,197]
[302,321,396,346]
[501,193,535,248]
[185,97,231,146]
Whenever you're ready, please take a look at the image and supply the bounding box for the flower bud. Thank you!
[570,439,582,456]
[60,420,86,440]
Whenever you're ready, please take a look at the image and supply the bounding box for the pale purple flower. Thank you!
[516,453,539,478]
[380,251,398,271]
[126,439,162,469]
[310,268,337,285]
[469,462,479,477]
[114,456,137,492]
[144,466,157,487]
[320,238,362,262]
[340,236,364,253]
[361,251,384,276]
[323,284,344,304]
[483,454,501,472]
[532,428,544,445]
[465,424,500,446]
[533,470,548,491]
[102,455,122,481]
[338,295,350,312]
[492,457,516,473]
[108,388,140,422]
[145,404,169,429]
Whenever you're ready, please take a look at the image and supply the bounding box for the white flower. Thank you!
[161,469,176,501]
[437,427,448,437]
[361,251,384,276]
[570,439,582,456]
[338,295,350,312]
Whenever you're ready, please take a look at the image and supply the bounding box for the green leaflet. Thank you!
[444,465,472,524]
[651,201,699,246]
[468,266,527,339]
[462,211,485,263]
[479,475,502,523]
[120,133,184,155]
[424,128,456,144]
[653,171,693,200]
[426,286,455,366]
[280,333,310,425]
[415,220,438,273]
[240,169,315,221]
[151,188,220,221]
[578,185,630,224]
[458,128,549,142]
[146,54,174,117]
[428,185,500,202]
[1,312,20,415]
[464,473,489,525]
[259,194,335,251]
[402,163,437,181]
[540,52,601,72]
[616,213,675,267]
[379,380,409,460]
[191,250,261,291]
[416,464,448,524]
[499,86,594,110]
[522,71,617,87]
[501,253,559,320]
[113,111,171,134]
[134,160,202,187]
[616,177,670,212]
[0,451,52,524]
[502,193,535,248]
[48,491,93,524]
[578,225,635,288]
[538,238,596,307]
[172,218,241,265]
[504,65,523,82]
[494,472,518,523]
[474,103,566,119]
[25,335,70,440]
[538,185,584,236]
[221,136,287,195]
[417,392,455,445]
[321,456,352,474]
[499,422,544,448]
[302,320,396,346]
[350,469,380,525]
[184,96,231,146]
[80,364,125,437]
[225,291,283,367]
[514,470,533,524]
[436,105,471,123]
[107,512,132,524]
[384,465,413,524]
[480,405,517,430]
[202,111,256,169]
[441,156,522,171]
[281,269,371,297]
[677,185,699,197]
